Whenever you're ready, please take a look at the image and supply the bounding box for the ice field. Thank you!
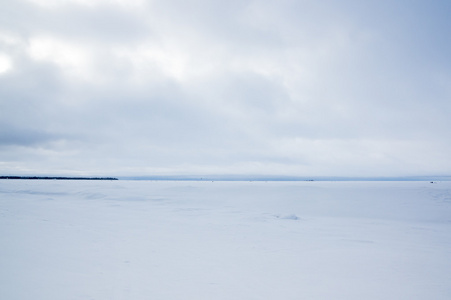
[1,180,451,299]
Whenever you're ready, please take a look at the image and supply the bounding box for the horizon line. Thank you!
[2,174,450,181]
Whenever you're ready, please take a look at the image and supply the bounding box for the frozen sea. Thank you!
[1,180,451,299]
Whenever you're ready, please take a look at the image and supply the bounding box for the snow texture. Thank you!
[1,180,451,300]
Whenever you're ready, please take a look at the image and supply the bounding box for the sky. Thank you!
[1,0,451,177]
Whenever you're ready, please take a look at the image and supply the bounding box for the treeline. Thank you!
[0,176,118,180]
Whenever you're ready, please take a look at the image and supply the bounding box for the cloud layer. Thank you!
[1,0,451,177]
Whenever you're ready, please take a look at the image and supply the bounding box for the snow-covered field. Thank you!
[1,180,451,300]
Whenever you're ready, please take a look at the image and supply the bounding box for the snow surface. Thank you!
[1,180,451,300]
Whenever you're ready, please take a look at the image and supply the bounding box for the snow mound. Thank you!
[275,214,300,220]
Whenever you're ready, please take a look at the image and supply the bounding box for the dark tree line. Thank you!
[0,176,118,180]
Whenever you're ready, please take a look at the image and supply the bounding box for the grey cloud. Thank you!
[0,0,450,176]
[0,125,60,147]
[2,0,151,43]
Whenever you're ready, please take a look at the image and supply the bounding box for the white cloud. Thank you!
[0,53,12,74]
[28,36,92,80]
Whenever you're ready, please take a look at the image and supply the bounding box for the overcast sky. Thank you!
[1,0,450,177]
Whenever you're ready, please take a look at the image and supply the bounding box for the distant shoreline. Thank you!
[1,175,449,181]
[0,176,118,180]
